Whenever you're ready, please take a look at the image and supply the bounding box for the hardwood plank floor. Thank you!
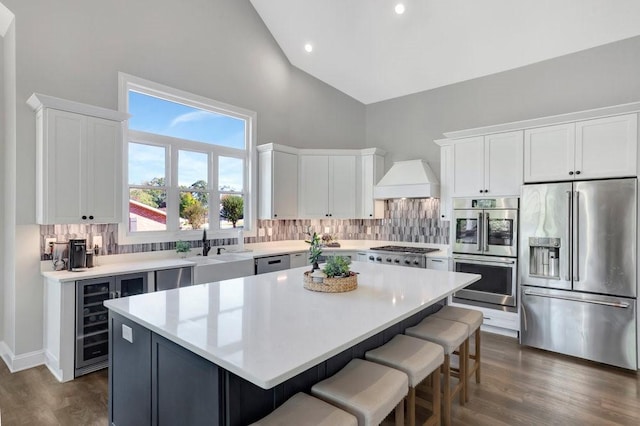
[0,333,638,425]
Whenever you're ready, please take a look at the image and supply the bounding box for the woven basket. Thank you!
[303,271,358,293]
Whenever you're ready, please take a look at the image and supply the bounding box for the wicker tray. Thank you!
[303,271,358,293]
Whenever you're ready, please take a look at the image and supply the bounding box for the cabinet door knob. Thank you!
[575,171,581,175]
[325,214,329,217]
[369,214,373,217]
[569,171,574,175]
[484,189,488,193]
[479,189,483,193]
[89,215,94,220]
[329,214,332,217]
[274,214,278,218]
[81,215,87,220]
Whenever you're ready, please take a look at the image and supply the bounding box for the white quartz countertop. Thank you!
[41,240,450,283]
[104,261,479,389]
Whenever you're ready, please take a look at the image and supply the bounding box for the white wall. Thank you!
[366,36,640,176]
[0,13,5,343]
[0,0,366,362]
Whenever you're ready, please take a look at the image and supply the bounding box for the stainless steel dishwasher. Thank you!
[255,254,290,274]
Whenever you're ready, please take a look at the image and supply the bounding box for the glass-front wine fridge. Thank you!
[75,273,148,377]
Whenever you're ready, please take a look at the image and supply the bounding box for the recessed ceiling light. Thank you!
[304,43,313,53]
[395,3,405,15]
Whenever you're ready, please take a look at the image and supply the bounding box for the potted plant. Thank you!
[175,240,191,257]
[307,232,323,271]
[323,256,352,278]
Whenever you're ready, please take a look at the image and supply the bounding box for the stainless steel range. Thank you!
[365,245,440,268]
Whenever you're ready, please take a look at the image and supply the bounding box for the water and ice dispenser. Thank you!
[528,237,560,279]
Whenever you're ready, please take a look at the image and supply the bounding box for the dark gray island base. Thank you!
[108,304,442,426]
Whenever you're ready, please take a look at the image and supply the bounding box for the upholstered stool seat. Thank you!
[405,316,469,426]
[251,392,357,426]
[433,305,483,400]
[366,334,444,426]
[311,358,409,426]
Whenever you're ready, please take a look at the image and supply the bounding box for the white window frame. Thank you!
[118,72,257,244]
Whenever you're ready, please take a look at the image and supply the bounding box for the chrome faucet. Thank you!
[202,229,211,256]
[217,247,226,255]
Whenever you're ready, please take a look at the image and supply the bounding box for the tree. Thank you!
[220,195,243,228]
[183,203,207,229]
[144,177,166,208]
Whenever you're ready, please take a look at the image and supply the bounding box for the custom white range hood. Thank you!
[373,159,440,199]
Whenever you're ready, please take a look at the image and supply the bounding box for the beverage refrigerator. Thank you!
[520,178,637,370]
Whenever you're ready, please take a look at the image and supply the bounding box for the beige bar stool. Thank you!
[405,317,469,426]
[433,305,483,401]
[311,358,409,426]
[251,392,357,426]
[365,334,444,426]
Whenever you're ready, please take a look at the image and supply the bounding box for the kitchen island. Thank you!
[104,261,480,425]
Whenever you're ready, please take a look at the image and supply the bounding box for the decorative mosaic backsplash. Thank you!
[40,199,449,260]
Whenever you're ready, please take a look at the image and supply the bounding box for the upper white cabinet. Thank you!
[524,114,637,182]
[299,155,356,218]
[358,150,385,219]
[28,94,128,225]
[451,131,523,197]
[439,145,453,221]
[258,144,298,219]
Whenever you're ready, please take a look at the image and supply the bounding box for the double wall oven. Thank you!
[452,197,519,312]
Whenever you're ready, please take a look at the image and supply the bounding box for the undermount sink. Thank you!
[213,253,253,262]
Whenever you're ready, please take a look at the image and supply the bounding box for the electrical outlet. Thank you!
[44,238,56,255]
[93,236,103,251]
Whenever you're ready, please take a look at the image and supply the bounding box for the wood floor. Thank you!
[0,333,638,425]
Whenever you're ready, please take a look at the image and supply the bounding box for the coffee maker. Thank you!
[68,239,88,271]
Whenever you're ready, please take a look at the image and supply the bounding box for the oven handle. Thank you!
[453,256,516,266]
[484,212,490,252]
[477,212,483,252]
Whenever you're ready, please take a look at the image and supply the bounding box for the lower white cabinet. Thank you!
[427,257,450,271]
[289,251,309,268]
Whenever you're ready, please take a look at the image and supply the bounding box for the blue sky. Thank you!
[128,91,245,190]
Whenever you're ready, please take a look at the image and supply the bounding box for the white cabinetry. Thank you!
[439,145,453,221]
[299,155,356,218]
[426,257,450,271]
[28,94,128,224]
[358,150,385,219]
[451,131,523,197]
[524,114,637,183]
[258,144,298,219]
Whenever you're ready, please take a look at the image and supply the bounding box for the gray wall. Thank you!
[366,35,640,176]
[1,0,365,358]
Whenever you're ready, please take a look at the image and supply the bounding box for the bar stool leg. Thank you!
[426,366,441,426]
[395,399,404,426]
[460,339,468,405]
[475,328,481,384]
[408,387,416,426]
[442,354,451,426]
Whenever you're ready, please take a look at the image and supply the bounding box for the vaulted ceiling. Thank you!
[250,0,640,104]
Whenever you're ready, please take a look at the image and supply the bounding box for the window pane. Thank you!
[180,190,209,230]
[178,150,208,188]
[129,91,246,149]
[219,194,244,230]
[129,143,165,185]
[219,157,243,192]
[129,189,167,232]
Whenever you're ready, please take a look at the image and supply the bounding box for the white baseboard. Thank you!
[481,324,518,338]
[44,350,66,382]
[0,341,45,373]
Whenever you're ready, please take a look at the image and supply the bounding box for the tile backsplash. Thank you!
[40,199,449,260]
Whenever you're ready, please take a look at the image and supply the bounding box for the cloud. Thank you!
[170,110,215,127]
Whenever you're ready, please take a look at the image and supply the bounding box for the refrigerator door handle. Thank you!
[523,289,630,308]
[574,191,580,282]
[484,212,490,252]
[566,190,572,282]
[477,212,483,252]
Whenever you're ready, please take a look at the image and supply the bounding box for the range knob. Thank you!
[394,259,400,264]
[376,257,382,262]
[368,256,375,261]
[386,257,392,262]
[413,260,420,266]
[404,260,411,265]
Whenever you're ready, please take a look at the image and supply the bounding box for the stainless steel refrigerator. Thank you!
[520,178,637,370]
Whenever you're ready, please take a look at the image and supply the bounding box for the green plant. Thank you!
[175,240,191,254]
[307,232,323,270]
[220,195,244,228]
[323,256,351,278]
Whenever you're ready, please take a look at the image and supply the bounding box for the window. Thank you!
[119,73,256,243]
